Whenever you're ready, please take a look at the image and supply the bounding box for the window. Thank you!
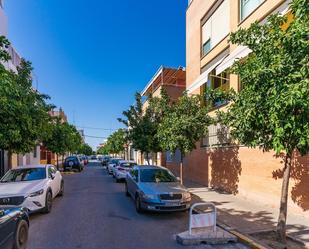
[48,167,56,178]
[203,69,230,109]
[201,0,230,56]
[240,0,263,21]
[1,168,46,182]
[202,39,211,56]
[130,169,139,182]
[201,124,231,147]
[140,169,177,183]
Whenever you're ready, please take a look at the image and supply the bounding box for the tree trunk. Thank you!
[180,153,183,185]
[146,152,150,165]
[56,154,59,170]
[276,152,292,244]
[8,150,12,169]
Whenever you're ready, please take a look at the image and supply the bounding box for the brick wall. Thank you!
[179,145,309,215]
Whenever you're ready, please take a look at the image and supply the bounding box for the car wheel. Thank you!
[58,181,64,197]
[78,166,82,172]
[125,183,130,197]
[42,191,52,214]
[135,194,143,213]
[13,220,28,249]
[115,177,120,183]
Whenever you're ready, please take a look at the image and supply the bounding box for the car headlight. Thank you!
[142,193,158,200]
[27,189,44,198]
[183,192,191,199]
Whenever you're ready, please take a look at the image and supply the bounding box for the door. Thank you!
[127,169,139,197]
[0,210,15,249]
[48,166,59,197]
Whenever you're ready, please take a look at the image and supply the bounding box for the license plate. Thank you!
[165,202,180,206]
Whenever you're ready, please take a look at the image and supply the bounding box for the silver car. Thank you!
[107,158,122,174]
[125,165,191,213]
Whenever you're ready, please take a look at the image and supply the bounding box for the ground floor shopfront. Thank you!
[166,145,309,217]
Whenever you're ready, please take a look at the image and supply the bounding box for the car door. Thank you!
[0,210,15,249]
[127,169,139,198]
[51,166,61,194]
[47,166,58,198]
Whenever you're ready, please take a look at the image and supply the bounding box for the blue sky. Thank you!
[5,0,187,150]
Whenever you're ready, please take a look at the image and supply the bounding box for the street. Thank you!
[27,162,249,249]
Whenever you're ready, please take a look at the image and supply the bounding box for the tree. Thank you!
[97,144,111,156]
[78,143,93,156]
[105,129,126,156]
[157,94,211,184]
[227,0,309,242]
[119,89,171,164]
[43,119,82,168]
[0,37,52,166]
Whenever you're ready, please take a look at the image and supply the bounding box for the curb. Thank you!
[192,201,272,249]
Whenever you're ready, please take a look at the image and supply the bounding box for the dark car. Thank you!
[63,156,84,172]
[101,156,110,166]
[0,206,29,249]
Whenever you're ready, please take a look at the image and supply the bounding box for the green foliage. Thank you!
[97,144,110,155]
[43,119,82,156]
[157,93,211,159]
[103,129,126,155]
[228,1,309,156]
[0,36,53,154]
[78,143,93,156]
[118,89,171,160]
[227,0,309,241]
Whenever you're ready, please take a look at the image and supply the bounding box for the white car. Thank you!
[107,158,122,175]
[0,165,64,213]
[114,161,137,182]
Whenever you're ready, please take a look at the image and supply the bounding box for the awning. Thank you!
[216,46,252,75]
[187,55,227,94]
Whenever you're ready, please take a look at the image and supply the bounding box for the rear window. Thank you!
[120,163,136,168]
[65,157,78,162]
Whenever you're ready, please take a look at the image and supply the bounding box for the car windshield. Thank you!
[0,168,46,182]
[110,159,120,164]
[120,162,136,168]
[140,169,177,183]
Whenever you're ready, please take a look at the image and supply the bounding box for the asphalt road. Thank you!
[27,162,249,249]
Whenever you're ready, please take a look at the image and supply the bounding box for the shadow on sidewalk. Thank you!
[190,191,309,243]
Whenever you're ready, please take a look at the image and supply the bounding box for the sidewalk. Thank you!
[185,181,309,244]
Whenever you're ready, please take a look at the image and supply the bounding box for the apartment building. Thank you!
[135,66,186,165]
[40,108,68,165]
[0,1,39,175]
[181,0,308,215]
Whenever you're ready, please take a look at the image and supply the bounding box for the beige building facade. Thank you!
[137,66,186,166]
[167,0,309,216]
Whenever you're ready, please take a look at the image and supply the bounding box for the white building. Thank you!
[0,1,40,176]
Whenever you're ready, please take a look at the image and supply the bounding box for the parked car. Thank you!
[114,161,137,182]
[79,156,88,165]
[101,156,110,166]
[0,206,29,249]
[63,156,84,172]
[125,165,191,213]
[107,158,122,174]
[0,165,64,214]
